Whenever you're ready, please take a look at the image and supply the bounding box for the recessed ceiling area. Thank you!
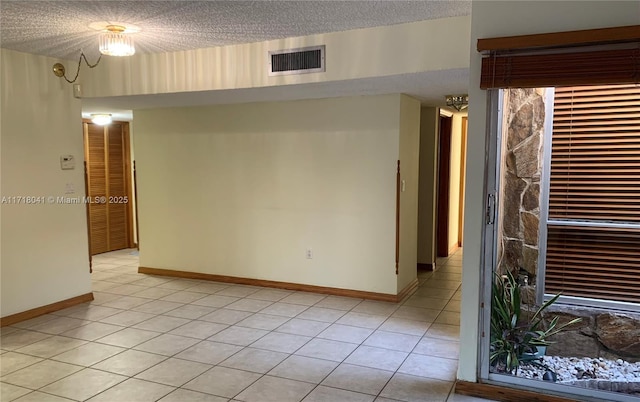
[1,1,471,118]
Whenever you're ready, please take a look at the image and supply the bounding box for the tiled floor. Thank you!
[1,248,494,402]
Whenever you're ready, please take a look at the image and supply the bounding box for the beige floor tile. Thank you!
[321,364,393,395]
[379,373,453,402]
[0,352,43,376]
[303,385,375,402]
[159,388,228,402]
[413,338,460,359]
[103,284,149,296]
[295,338,358,362]
[133,315,190,332]
[246,289,292,302]
[1,360,83,389]
[220,347,288,374]
[160,291,208,304]
[424,324,460,342]
[163,305,215,320]
[99,310,157,327]
[208,326,269,346]
[363,330,421,352]
[92,349,167,376]
[0,331,52,351]
[225,298,274,313]
[398,354,458,382]
[434,312,460,326]
[268,355,338,384]
[279,292,326,306]
[51,342,124,366]
[0,382,31,401]
[86,378,175,402]
[132,287,179,300]
[314,296,362,311]
[236,375,315,402]
[235,313,289,331]
[391,306,440,323]
[157,279,200,291]
[175,341,242,365]
[421,280,461,291]
[444,300,461,312]
[259,302,309,317]
[96,327,160,348]
[250,332,311,353]
[91,281,119,291]
[216,286,261,298]
[100,293,149,310]
[191,294,240,308]
[319,322,375,344]
[135,357,211,387]
[169,320,228,339]
[63,305,124,321]
[451,291,462,301]
[130,276,173,287]
[403,296,449,310]
[16,336,87,358]
[344,345,408,371]
[27,317,89,335]
[132,300,184,315]
[133,334,199,356]
[12,391,74,401]
[378,317,431,336]
[91,292,133,307]
[104,274,144,284]
[60,322,124,341]
[412,288,456,300]
[183,366,261,398]
[185,283,230,294]
[199,309,253,325]
[10,315,58,330]
[297,307,347,323]
[336,312,386,329]
[430,272,462,281]
[40,368,127,401]
[351,301,400,317]
[0,327,20,336]
[274,319,330,337]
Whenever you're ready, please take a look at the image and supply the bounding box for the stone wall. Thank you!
[497,88,545,284]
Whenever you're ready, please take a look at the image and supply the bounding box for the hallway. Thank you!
[1,248,492,402]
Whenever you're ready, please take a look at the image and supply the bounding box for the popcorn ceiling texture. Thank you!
[0,1,470,60]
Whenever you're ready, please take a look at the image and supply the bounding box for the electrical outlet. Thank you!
[305,248,313,259]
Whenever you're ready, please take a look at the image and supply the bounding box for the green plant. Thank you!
[490,270,581,374]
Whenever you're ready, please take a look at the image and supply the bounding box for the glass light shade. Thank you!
[99,32,135,56]
[91,114,112,125]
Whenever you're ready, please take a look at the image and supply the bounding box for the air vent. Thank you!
[268,45,325,76]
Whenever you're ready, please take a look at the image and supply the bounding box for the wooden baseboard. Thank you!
[396,278,419,302]
[0,293,94,327]
[417,263,434,271]
[139,267,411,302]
[449,244,460,255]
[455,381,579,402]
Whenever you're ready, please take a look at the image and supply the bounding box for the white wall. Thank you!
[448,112,467,252]
[397,95,421,292]
[461,0,640,382]
[1,49,92,317]
[135,94,413,295]
[82,17,470,98]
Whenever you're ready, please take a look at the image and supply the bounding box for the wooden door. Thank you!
[84,121,133,255]
[436,115,452,257]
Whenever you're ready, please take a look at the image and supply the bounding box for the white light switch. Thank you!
[60,155,75,170]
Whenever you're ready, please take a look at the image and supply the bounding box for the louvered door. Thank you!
[84,121,133,255]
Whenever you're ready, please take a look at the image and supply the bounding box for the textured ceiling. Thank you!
[0,1,471,60]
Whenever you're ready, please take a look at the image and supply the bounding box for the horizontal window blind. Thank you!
[549,85,640,222]
[545,225,640,303]
[545,84,640,304]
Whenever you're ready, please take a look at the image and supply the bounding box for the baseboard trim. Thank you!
[396,278,419,302]
[0,293,94,327]
[139,267,410,302]
[455,381,579,402]
[417,263,434,271]
[448,244,460,255]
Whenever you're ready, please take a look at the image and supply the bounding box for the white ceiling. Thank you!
[0,1,472,118]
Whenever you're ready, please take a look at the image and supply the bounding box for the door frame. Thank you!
[436,115,452,257]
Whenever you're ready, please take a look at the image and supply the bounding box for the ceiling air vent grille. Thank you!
[268,45,325,76]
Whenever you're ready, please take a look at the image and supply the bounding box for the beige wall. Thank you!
[135,94,417,295]
[81,17,471,98]
[417,107,439,266]
[448,112,467,252]
[461,0,640,382]
[1,49,91,317]
[397,95,421,292]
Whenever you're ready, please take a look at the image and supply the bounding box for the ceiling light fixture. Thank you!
[52,23,136,84]
[91,114,112,125]
[99,25,135,56]
[446,95,469,112]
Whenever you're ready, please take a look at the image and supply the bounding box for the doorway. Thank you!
[83,120,135,256]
